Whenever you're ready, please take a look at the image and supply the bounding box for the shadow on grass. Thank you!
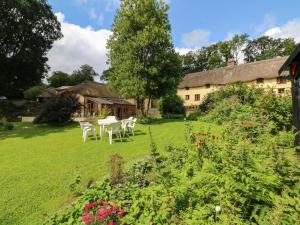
[0,122,78,140]
[85,129,147,143]
[141,118,186,125]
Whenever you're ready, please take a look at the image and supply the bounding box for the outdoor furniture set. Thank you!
[79,116,137,144]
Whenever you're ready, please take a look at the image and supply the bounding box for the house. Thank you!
[177,57,290,109]
[38,81,136,119]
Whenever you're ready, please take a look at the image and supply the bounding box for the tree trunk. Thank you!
[146,95,152,117]
[136,97,145,117]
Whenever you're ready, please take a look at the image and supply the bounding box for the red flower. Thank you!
[82,213,95,224]
[96,208,108,216]
[118,210,125,217]
[103,201,110,207]
[112,205,118,211]
[98,215,105,221]
[108,221,114,225]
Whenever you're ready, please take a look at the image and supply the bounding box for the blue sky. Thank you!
[47,0,300,76]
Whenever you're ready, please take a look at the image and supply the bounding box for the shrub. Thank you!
[137,116,153,124]
[159,93,186,118]
[0,101,20,121]
[24,85,45,100]
[107,154,124,185]
[186,111,202,121]
[34,93,81,124]
[0,117,14,130]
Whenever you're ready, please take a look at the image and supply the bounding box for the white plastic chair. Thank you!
[106,116,117,122]
[79,122,97,142]
[105,122,123,144]
[121,119,130,137]
[127,118,137,136]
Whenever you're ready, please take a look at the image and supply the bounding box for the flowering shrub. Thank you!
[82,201,125,225]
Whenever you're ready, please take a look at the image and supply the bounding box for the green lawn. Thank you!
[0,119,220,225]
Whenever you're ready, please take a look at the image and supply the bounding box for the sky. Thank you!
[47,0,300,77]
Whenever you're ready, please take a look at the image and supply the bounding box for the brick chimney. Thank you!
[227,58,236,67]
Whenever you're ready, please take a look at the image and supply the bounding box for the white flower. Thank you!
[215,205,221,212]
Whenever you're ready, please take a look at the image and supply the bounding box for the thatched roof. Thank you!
[178,57,289,89]
[87,97,134,106]
[68,81,121,98]
[38,88,57,98]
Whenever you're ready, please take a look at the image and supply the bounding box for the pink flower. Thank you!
[108,221,114,225]
[96,208,108,216]
[98,215,105,221]
[82,213,95,224]
[118,210,125,217]
[103,201,110,207]
[111,205,118,211]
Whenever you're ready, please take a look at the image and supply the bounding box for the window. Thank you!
[185,87,190,90]
[195,94,200,101]
[277,77,287,84]
[185,95,190,100]
[205,84,210,89]
[278,88,285,94]
[256,78,264,84]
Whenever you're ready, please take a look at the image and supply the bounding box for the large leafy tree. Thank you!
[48,71,71,87]
[0,0,62,98]
[107,0,182,115]
[70,64,98,85]
[243,36,296,62]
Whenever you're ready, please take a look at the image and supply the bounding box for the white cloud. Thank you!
[254,14,276,35]
[264,18,300,43]
[47,12,112,80]
[182,29,211,48]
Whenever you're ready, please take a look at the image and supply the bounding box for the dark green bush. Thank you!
[24,85,45,100]
[34,93,81,124]
[162,113,185,119]
[159,93,186,118]
[0,117,14,130]
[186,111,202,121]
[137,116,153,124]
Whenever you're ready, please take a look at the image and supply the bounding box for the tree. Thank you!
[34,93,81,124]
[48,71,71,87]
[243,36,296,63]
[70,64,98,85]
[23,85,46,100]
[107,0,182,116]
[229,33,249,63]
[0,0,62,98]
[158,92,186,118]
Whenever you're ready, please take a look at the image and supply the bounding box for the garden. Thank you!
[36,83,299,225]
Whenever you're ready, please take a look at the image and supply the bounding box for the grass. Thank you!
[0,119,221,225]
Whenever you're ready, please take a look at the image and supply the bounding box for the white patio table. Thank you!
[98,117,118,140]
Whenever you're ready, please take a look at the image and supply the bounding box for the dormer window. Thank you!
[205,84,210,89]
[185,87,190,90]
[256,78,264,84]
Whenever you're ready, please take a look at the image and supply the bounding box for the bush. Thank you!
[0,117,14,130]
[34,93,81,124]
[186,111,202,121]
[24,85,45,100]
[137,116,153,124]
[0,101,20,121]
[159,93,186,118]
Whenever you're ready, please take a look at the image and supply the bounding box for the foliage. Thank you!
[0,101,20,121]
[0,0,62,98]
[23,85,46,100]
[197,83,293,134]
[47,115,300,224]
[70,64,99,85]
[106,0,182,115]
[107,154,124,185]
[34,93,81,124]
[0,117,14,130]
[48,71,71,87]
[243,36,296,63]
[186,111,202,121]
[181,34,249,75]
[137,116,153,124]
[158,93,186,118]
[181,34,296,75]
[87,106,112,124]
